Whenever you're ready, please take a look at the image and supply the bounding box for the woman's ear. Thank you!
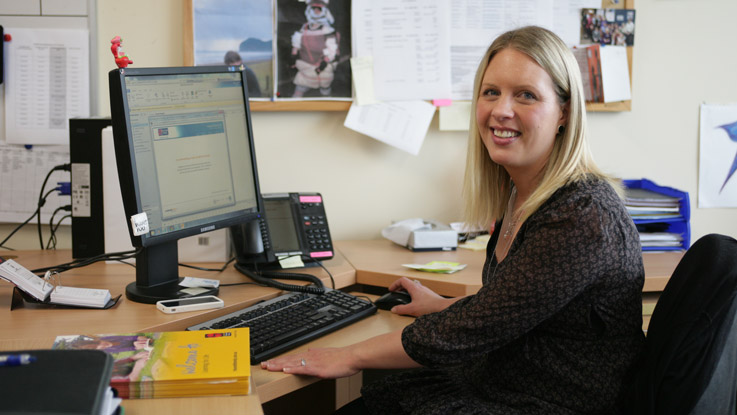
[557,101,570,135]
[559,100,570,125]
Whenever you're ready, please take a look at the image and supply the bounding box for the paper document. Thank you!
[0,258,53,301]
[350,56,378,106]
[459,234,491,251]
[50,286,111,308]
[639,233,683,242]
[449,0,554,100]
[599,46,631,103]
[4,28,90,145]
[402,261,467,274]
[352,0,452,101]
[0,145,71,223]
[344,101,436,155]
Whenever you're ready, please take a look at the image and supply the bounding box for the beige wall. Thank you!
[3,0,737,250]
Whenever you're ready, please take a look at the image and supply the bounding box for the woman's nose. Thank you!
[491,95,514,120]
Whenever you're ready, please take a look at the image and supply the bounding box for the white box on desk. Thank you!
[407,225,458,251]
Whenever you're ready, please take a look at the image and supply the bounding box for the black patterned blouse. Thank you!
[362,177,645,415]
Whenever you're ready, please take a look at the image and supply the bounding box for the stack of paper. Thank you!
[625,188,682,219]
[50,286,111,308]
[0,258,53,301]
[625,187,684,250]
[639,232,684,248]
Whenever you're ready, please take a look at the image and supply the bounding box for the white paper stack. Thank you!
[0,258,53,301]
[50,286,111,308]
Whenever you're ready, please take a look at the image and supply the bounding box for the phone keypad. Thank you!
[300,203,333,253]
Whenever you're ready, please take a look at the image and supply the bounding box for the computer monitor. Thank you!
[108,66,263,304]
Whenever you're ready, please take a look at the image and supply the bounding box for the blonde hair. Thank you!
[462,26,615,229]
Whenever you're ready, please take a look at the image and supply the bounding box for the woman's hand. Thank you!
[261,347,359,379]
[261,331,420,378]
[387,277,455,317]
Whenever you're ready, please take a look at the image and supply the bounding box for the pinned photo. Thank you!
[581,8,636,46]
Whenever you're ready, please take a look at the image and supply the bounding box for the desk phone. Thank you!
[231,192,334,269]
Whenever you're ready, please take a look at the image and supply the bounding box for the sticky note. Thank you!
[432,99,452,107]
[130,212,149,236]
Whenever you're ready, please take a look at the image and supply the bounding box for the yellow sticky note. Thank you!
[350,56,378,106]
[278,255,304,269]
[439,101,472,131]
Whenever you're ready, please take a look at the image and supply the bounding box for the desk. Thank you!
[338,240,683,333]
[0,249,413,415]
[337,239,683,296]
[1,242,682,414]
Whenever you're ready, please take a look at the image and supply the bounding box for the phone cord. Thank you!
[234,263,325,295]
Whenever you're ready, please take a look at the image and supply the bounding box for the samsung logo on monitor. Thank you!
[201,225,216,232]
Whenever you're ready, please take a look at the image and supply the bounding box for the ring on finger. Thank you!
[301,358,306,367]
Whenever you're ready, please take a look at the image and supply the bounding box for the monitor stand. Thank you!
[125,242,219,304]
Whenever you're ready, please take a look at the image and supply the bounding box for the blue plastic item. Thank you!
[623,179,690,251]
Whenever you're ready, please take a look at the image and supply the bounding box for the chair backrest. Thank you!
[622,234,737,415]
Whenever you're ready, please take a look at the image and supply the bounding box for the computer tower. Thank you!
[69,117,111,259]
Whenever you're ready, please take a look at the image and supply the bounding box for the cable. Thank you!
[0,188,56,251]
[303,255,336,289]
[179,256,237,273]
[0,208,37,250]
[219,281,264,288]
[36,165,71,250]
[234,262,325,295]
[31,248,141,276]
[47,213,71,250]
[46,206,72,250]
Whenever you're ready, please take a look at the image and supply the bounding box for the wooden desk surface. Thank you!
[0,249,372,415]
[0,306,413,414]
[0,243,682,413]
[337,239,684,296]
[642,251,685,292]
[0,249,355,338]
[337,240,485,297]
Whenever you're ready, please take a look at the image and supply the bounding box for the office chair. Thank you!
[622,234,737,414]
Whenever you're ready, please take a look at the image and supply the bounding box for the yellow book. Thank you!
[52,328,250,399]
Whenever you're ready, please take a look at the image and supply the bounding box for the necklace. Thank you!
[496,187,521,261]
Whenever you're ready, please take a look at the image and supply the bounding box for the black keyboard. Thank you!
[187,289,377,364]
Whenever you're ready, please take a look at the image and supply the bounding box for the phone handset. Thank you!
[230,216,276,265]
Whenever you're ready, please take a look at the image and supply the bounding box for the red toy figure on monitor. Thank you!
[111,36,133,68]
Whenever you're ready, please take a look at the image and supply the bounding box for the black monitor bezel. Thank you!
[108,65,264,303]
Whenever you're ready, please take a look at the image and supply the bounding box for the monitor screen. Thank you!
[109,66,263,303]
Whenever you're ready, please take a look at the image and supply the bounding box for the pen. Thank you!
[0,353,36,366]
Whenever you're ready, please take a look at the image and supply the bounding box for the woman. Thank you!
[263,26,644,414]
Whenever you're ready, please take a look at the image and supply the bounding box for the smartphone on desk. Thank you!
[156,296,224,314]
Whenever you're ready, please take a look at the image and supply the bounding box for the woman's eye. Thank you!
[520,91,536,100]
[482,88,499,97]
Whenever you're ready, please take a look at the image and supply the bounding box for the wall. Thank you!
[0,0,91,250]
[3,0,736,250]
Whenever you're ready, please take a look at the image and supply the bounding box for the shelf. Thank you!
[183,0,636,113]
